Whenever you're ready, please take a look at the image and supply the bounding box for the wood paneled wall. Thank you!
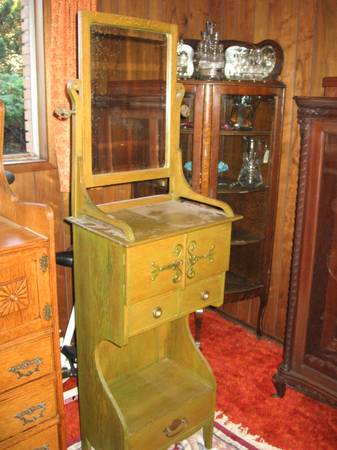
[6,0,337,339]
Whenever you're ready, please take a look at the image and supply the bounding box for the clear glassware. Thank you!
[237,137,263,188]
[195,21,224,80]
[229,96,260,130]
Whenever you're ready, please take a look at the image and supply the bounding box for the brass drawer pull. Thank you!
[15,402,46,425]
[34,445,49,450]
[163,417,188,437]
[200,290,210,301]
[9,356,43,379]
[152,307,162,319]
[187,240,215,279]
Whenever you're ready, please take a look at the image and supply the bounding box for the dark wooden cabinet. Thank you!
[180,80,285,335]
[273,96,337,407]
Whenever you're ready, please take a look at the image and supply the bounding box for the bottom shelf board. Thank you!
[108,358,212,434]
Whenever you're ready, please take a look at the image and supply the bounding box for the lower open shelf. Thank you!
[109,358,212,434]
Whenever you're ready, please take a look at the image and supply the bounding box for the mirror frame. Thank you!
[78,11,177,188]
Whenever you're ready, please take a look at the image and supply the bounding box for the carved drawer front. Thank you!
[128,291,179,336]
[129,389,213,450]
[2,424,59,450]
[0,248,51,342]
[180,274,225,315]
[0,333,53,394]
[0,375,57,442]
[126,236,186,303]
[186,224,230,285]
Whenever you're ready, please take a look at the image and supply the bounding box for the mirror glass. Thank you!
[90,24,167,174]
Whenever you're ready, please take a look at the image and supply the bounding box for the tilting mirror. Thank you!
[91,25,167,174]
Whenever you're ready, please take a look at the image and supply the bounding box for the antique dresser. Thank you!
[67,11,237,450]
[0,103,65,448]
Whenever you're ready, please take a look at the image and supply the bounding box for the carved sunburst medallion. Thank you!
[0,277,29,317]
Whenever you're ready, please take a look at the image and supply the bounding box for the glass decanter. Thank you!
[237,137,263,188]
[195,21,224,80]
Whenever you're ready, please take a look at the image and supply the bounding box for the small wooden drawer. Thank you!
[186,224,231,285]
[180,274,225,314]
[0,375,57,442]
[128,291,178,336]
[1,424,60,450]
[0,333,53,394]
[129,389,213,450]
[126,235,186,303]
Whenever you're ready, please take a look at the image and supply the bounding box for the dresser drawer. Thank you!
[1,424,59,450]
[0,333,54,394]
[128,291,178,336]
[0,247,51,343]
[180,274,225,314]
[126,236,186,303]
[0,375,57,442]
[186,224,231,285]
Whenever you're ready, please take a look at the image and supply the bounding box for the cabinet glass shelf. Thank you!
[231,230,265,246]
[217,184,269,194]
[225,271,263,295]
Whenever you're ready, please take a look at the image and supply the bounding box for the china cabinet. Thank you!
[273,94,337,407]
[180,79,285,335]
[0,103,65,449]
[67,12,236,450]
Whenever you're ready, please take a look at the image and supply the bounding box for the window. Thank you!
[0,0,46,163]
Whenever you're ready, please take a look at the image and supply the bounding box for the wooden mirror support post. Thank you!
[0,103,66,448]
[67,11,238,450]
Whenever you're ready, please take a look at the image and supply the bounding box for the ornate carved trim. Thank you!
[0,277,28,317]
[281,114,311,371]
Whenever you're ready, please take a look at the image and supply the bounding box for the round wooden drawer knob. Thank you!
[152,306,163,318]
[200,290,210,301]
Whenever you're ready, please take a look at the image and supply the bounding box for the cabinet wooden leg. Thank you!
[194,308,204,349]
[203,418,214,449]
[257,294,267,337]
[272,373,286,398]
[81,436,93,450]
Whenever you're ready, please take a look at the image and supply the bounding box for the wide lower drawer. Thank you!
[128,291,178,336]
[179,273,225,314]
[0,332,54,394]
[0,424,60,450]
[128,381,213,450]
[0,375,57,442]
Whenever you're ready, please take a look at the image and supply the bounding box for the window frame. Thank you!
[4,0,55,172]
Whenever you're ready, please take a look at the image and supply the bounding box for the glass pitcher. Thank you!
[237,137,263,188]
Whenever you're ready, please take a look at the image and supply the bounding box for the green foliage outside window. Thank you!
[0,0,26,154]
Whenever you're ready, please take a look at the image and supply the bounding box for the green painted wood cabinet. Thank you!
[68,11,238,450]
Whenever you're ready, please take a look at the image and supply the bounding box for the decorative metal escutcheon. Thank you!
[9,356,43,379]
[150,244,183,284]
[15,402,46,425]
[42,303,52,321]
[186,240,215,279]
[39,254,49,272]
